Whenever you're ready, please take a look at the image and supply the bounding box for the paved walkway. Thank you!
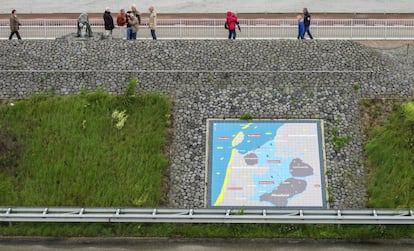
[1,0,414,14]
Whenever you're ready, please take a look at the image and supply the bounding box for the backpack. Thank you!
[224,22,229,30]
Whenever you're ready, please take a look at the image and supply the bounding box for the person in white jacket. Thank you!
[148,6,157,40]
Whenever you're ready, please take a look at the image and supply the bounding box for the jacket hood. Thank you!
[227,11,232,17]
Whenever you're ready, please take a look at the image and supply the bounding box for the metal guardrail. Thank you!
[1,207,413,224]
[1,18,414,40]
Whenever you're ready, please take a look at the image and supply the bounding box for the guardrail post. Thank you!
[1,207,414,224]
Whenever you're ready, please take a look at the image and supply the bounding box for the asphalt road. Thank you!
[1,238,414,251]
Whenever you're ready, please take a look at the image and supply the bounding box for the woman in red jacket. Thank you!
[226,11,238,39]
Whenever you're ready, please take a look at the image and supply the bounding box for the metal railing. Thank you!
[1,18,414,40]
[1,207,413,224]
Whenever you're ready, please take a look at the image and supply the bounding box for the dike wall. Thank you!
[1,40,413,208]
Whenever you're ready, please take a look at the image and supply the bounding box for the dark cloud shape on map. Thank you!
[289,158,314,177]
[260,178,307,206]
[244,152,258,165]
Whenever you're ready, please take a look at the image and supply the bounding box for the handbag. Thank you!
[224,22,229,30]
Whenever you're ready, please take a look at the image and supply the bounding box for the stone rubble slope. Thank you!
[0,40,412,208]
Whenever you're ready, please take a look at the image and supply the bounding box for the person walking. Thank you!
[116,9,127,39]
[125,11,132,39]
[103,7,114,37]
[9,9,22,40]
[131,4,141,26]
[116,9,126,27]
[226,11,238,40]
[297,14,305,39]
[148,6,157,40]
[303,8,313,39]
[126,4,141,40]
[127,13,139,40]
[77,12,92,37]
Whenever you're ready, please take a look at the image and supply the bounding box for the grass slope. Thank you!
[1,222,413,239]
[0,82,171,207]
[365,100,414,208]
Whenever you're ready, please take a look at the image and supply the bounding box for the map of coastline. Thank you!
[208,120,326,208]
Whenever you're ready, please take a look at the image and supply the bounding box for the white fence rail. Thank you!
[1,207,414,224]
[1,19,414,40]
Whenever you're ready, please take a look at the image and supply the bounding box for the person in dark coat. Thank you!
[303,7,313,39]
[9,9,22,40]
[103,7,115,37]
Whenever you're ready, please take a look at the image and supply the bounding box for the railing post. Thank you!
[3,18,414,40]
[248,19,251,39]
[213,19,216,39]
[179,19,182,39]
[350,19,353,40]
[44,19,47,39]
[385,19,388,40]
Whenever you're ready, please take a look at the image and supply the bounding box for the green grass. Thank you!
[365,101,414,208]
[0,82,171,207]
[1,223,413,239]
